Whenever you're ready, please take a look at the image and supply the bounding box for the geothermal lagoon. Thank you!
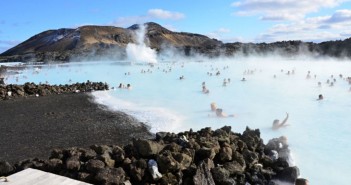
[3,57,351,184]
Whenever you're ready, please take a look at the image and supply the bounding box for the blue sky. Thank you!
[1,0,351,53]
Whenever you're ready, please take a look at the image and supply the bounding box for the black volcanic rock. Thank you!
[1,126,301,185]
[1,22,351,62]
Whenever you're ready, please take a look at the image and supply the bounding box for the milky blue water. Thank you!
[3,57,351,184]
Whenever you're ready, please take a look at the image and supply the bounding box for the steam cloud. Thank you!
[126,24,158,64]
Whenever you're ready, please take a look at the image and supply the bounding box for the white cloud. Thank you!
[111,9,185,27]
[255,9,351,42]
[147,9,185,20]
[232,0,349,21]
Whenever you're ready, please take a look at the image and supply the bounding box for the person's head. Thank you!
[272,119,280,127]
[216,108,223,116]
[318,94,323,100]
[295,178,309,185]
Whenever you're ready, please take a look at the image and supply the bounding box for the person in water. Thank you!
[202,86,209,94]
[317,94,323,100]
[272,112,289,130]
[215,108,234,117]
[210,102,217,111]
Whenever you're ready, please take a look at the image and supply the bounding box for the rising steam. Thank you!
[126,24,158,64]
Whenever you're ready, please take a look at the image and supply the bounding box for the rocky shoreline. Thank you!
[0,82,303,184]
[0,82,153,164]
[0,80,109,100]
[0,126,301,185]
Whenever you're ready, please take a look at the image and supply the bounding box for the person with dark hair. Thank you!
[215,108,234,117]
[202,86,209,94]
[272,112,289,130]
[317,94,323,100]
[295,178,309,185]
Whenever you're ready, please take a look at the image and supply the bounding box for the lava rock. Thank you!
[193,161,215,185]
[0,161,14,176]
[95,167,126,185]
[133,139,164,157]
[86,159,105,173]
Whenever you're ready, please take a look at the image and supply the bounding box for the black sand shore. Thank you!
[0,93,153,163]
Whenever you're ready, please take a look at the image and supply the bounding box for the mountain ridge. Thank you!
[1,22,350,62]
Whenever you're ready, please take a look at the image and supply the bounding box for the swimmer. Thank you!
[202,86,209,94]
[317,94,323,100]
[118,83,123,88]
[272,112,289,130]
[318,82,322,87]
[215,108,234,117]
[210,102,217,111]
[306,74,311,79]
[126,84,132,90]
[223,79,227,86]
[241,77,246,81]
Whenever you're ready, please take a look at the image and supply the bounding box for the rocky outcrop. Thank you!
[0,126,300,185]
[2,22,349,62]
[0,81,108,100]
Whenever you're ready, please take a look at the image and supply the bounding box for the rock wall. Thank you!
[0,126,300,185]
[0,81,109,100]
